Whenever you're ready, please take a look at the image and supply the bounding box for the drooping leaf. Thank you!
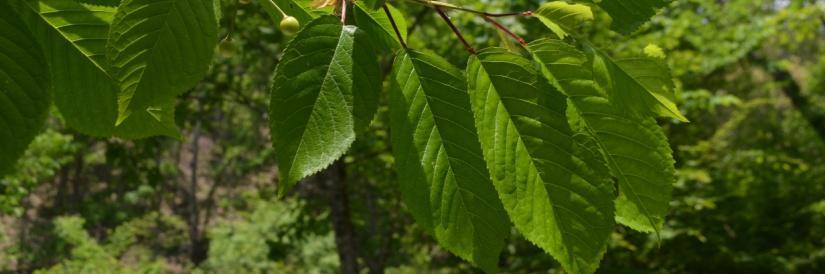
[270,16,380,193]
[353,2,406,51]
[586,0,672,34]
[107,0,218,124]
[21,0,180,139]
[389,49,509,273]
[530,39,675,233]
[467,48,614,274]
[0,4,50,175]
[535,1,594,39]
[591,47,688,122]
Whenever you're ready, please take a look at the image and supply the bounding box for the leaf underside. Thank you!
[22,0,180,139]
[107,0,218,124]
[353,2,407,51]
[535,1,594,39]
[467,48,614,274]
[270,16,380,193]
[389,49,509,273]
[592,49,689,122]
[530,39,675,233]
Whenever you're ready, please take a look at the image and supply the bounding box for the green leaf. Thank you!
[528,39,603,97]
[0,4,50,175]
[467,48,614,274]
[21,0,180,139]
[107,0,218,124]
[535,1,594,39]
[353,2,406,51]
[389,49,509,273]
[530,39,675,233]
[569,98,673,232]
[591,48,688,122]
[588,0,672,34]
[270,16,381,193]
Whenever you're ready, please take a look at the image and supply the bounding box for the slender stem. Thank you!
[483,15,526,45]
[408,0,531,18]
[383,4,407,48]
[266,0,287,17]
[435,7,475,54]
[341,0,348,24]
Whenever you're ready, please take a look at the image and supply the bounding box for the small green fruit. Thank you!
[218,40,238,58]
[280,16,300,35]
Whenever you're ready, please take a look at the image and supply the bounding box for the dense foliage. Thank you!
[1,0,823,273]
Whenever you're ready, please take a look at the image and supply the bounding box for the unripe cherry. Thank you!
[280,16,300,35]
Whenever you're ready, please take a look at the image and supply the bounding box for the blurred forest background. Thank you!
[2,0,824,273]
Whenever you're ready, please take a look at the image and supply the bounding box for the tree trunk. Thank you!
[320,161,359,274]
[188,123,207,264]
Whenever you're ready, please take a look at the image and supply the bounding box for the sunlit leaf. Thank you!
[468,48,614,274]
[270,16,381,193]
[389,49,509,273]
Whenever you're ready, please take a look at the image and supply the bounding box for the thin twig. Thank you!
[483,15,526,45]
[435,7,475,54]
[408,0,531,18]
[266,0,287,17]
[341,0,348,24]
[383,4,407,48]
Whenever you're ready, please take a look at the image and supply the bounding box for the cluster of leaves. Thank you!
[266,0,685,273]
[0,0,686,273]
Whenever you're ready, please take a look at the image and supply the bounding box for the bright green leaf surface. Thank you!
[467,48,614,274]
[529,39,603,97]
[569,98,674,233]
[592,48,689,122]
[107,0,218,124]
[21,0,180,139]
[353,2,407,51]
[270,16,380,194]
[535,1,593,39]
[389,50,509,273]
[0,4,50,175]
[530,39,675,233]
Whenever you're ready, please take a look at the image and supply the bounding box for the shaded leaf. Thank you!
[587,0,672,34]
[0,4,50,175]
[530,38,675,233]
